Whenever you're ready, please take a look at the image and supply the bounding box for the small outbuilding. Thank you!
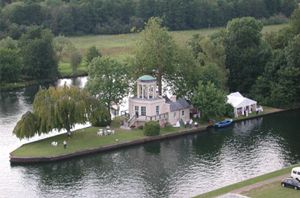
[227,92,257,118]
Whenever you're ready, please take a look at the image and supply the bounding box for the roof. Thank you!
[169,98,190,112]
[138,75,156,82]
[227,92,257,108]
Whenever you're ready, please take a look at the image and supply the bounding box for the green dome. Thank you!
[138,75,156,82]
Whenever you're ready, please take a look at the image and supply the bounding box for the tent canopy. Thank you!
[227,92,257,109]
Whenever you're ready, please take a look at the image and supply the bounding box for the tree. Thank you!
[225,17,271,93]
[13,111,38,139]
[86,56,130,114]
[168,46,200,99]
[134,17,176,95]
[19,27,58,79]
[53,35,75,62]
[192,81,227,120]
[86,46,101,64]
[87,97,111,127]
[0,47,21,82]
[286,34,300,68]
[70,50,82,75]
[32,86,91,136]
[290,8,300,34]
[13,85,111,139]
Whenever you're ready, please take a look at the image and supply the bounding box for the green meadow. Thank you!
[58,24,287,76]
[68,24,287,58]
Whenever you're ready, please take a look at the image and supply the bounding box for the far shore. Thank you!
[10,106,287,165]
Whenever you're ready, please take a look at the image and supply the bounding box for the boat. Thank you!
[214,119,233,128]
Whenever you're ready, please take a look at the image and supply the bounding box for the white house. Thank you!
[128,75,190,127]
[227,92,257,118]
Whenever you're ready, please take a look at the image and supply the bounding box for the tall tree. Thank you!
[224,17,271,93]
[70,50,81,75]
[19,27,58,79]
[86,56,130,114]
[134,17,176,95]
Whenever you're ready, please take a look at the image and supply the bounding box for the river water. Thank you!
[1,77,300,198]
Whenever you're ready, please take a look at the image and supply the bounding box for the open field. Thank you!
[68,24,288,59]
[57,24,287,76]
[242,181,300,198]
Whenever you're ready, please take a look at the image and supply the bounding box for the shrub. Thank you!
[144,121,160,136]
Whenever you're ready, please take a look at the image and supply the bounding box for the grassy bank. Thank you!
[196,163,300,198]
[243,181,300,198]
[10,126,182,158]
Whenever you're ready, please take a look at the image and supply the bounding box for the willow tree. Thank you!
[13,111,38,139]
[13,86,94,139]
[135,17,176,95]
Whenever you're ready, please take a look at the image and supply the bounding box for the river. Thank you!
[0,77,300,198]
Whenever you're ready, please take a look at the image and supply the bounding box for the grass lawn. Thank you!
[243,182,300,198]
[10,126,182,158]
[196,163,300,198]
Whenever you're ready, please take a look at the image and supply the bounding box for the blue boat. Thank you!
[214,119,233,128]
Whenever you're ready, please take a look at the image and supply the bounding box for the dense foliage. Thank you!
[192,81,227,120]
[0,0,297,37]
[144,121,160,136]
[0,27,58,83]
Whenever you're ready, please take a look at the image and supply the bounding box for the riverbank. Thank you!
[196,163,300,198]
[10,106,284,164]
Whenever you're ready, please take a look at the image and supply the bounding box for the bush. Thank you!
[144,121,160,136]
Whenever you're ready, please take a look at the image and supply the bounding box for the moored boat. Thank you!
[214,119,233,128]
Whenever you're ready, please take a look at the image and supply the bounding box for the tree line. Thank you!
[0,0,298,38]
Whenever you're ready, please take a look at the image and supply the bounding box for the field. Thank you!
[243,182,300,198]
[68,24,287,59]
[58,24,287,76]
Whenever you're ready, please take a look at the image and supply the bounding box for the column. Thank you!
[142,84,144,99]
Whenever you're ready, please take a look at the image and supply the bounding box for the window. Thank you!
[174,112,176,118]
[156,106,159,115]
[134,106,139,116]
[182,110,184,116]
[141,106,146,116]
